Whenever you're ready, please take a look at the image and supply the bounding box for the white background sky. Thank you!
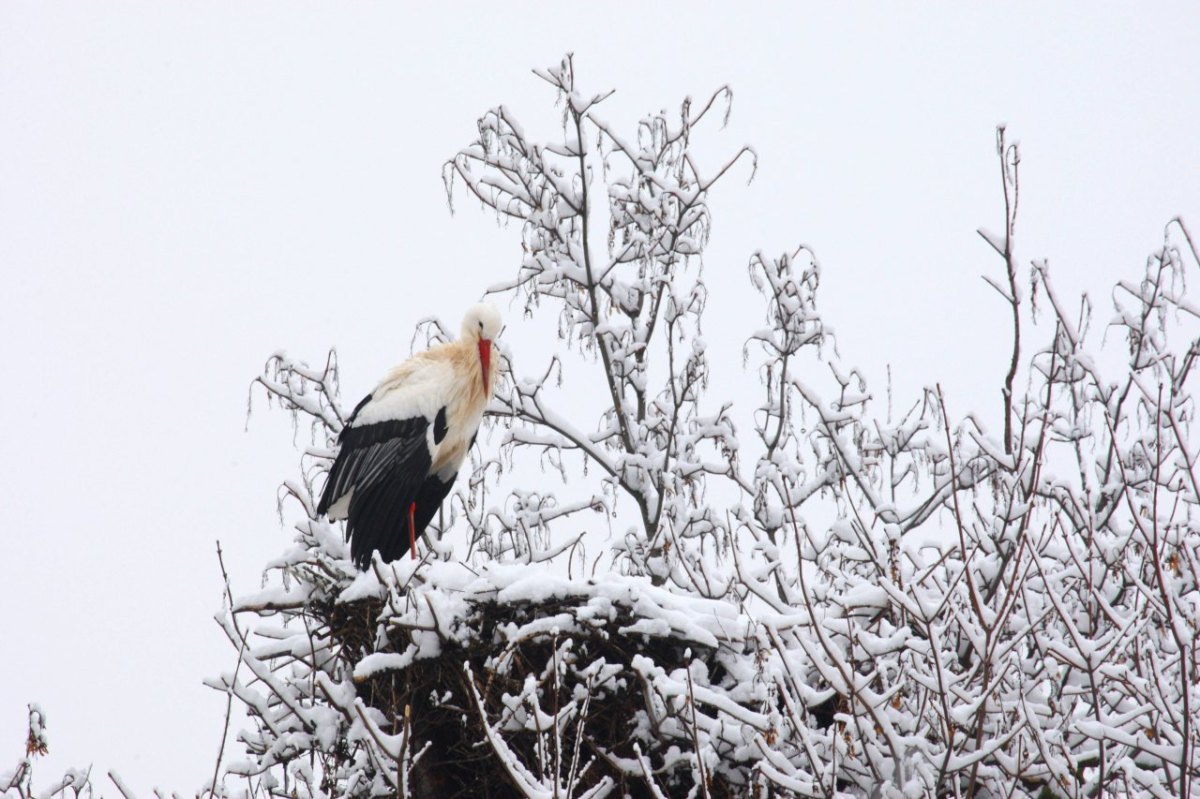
[2,3,1197,795]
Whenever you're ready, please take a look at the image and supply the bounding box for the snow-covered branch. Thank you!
[204,60,1200,799]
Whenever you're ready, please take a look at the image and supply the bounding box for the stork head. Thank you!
[461,303,502,393]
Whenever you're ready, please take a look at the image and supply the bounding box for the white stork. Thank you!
[318,304,502,568]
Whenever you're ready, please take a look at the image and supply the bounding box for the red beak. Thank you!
[478,339,491,393]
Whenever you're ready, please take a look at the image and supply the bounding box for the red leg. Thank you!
[408,501,417,560]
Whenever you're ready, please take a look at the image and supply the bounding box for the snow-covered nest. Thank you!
[232,554,779,799]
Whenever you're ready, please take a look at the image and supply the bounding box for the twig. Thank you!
[208,540,246,799]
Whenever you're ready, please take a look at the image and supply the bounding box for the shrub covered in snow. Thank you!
[1,706,124,799]
[208,57,1200,799]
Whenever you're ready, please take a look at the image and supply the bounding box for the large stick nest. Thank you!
[316,570,758,799]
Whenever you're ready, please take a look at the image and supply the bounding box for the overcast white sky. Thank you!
[2,3,1198,795]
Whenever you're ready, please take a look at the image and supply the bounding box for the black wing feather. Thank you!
[346,437,431,567]
[320,447,363,514]
[317,402,434,567]
[433,407,448,444]
[317,416,425,515]
[412,473,456,538]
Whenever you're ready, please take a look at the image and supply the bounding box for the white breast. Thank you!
[354,360,458,428]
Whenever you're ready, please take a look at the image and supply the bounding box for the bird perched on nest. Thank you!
[318,304,502,568]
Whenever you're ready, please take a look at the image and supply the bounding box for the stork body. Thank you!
[318,305,501,568]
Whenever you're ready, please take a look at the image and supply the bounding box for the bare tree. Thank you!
[198,55,1200,799]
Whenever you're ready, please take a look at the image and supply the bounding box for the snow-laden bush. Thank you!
[209,57,1200,799]
[1,705,137,799]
